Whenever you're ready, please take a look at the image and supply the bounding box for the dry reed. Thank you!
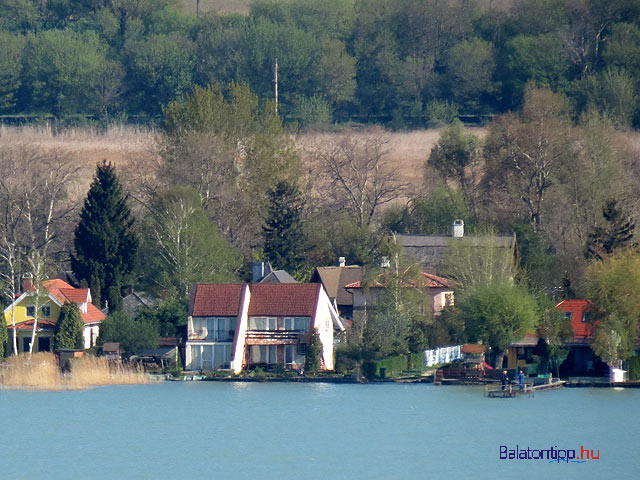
[0,352,153,390]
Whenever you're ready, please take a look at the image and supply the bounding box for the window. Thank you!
[284,317,310,332]
[38,336,51,352]
[26,305,35,317]
[285,345,296,364]
[444,293,454,307]
[582,312,592,323]
[249,345,277,364]
[564,312,573,321]
[41,305,51,317]
[22,337,31,352]
[249,317,277,330]
[190,345,232,370]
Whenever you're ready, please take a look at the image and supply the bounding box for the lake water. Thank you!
[1,381,638,479]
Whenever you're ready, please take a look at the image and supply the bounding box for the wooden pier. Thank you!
[486,380,565,398]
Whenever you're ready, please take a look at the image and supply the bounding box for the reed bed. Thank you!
[0,352,153,390]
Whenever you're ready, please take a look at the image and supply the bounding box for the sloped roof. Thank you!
[312,266,363,306]
[395,233,517,273]
[259,270,298,284]
[13,320,57,331]
[248,283,320,317]
[555,299,597,341]
[190,284,244,317]
[345,272,455,290]
[21,279,105,324]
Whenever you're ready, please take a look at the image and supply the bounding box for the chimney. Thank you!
[380,256,390,268]
[22,273,33,291]
[452,219,464,238]
[252,262,265,282]
[338,256,346,267]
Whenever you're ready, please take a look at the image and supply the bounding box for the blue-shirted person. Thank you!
[519,370,525,390]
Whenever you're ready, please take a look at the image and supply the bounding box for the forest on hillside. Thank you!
[1,0,640,128]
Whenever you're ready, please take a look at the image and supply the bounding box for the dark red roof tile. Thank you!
[248,283,319,317]
[190,284,244,317]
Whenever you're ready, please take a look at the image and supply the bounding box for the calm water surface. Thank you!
[1,382,638,479]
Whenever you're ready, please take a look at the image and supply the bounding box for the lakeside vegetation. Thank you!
[0,353,152,390]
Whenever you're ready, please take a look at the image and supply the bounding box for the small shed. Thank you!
[102,342,121,360]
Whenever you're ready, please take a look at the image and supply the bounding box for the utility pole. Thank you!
[196,0,200,18]
[274,58,279,116]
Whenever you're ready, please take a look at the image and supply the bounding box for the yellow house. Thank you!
[4,278,106,353]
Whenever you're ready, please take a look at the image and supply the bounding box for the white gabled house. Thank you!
[186,283,344,373]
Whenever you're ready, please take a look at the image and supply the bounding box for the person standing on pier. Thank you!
[501,370,508,390]
[519,371,525,390]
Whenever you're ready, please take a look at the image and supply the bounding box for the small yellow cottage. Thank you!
[4,278,105,353]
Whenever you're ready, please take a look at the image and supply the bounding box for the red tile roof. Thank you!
[13,320,56,331]
[555,299,597,341]
[26,279,104,324]
[190,284,244,317]
[247,283,320,317]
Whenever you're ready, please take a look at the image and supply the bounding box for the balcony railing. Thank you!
[245,330,304,344]
[187,330,236,342]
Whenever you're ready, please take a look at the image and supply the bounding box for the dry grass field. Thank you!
[0,352,152,390]
[2,123,638,208]
[178,0,251,15]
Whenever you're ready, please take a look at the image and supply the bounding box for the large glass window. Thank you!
[190,345,232,370]
[284,317,311,332]
[249,317,277,330]
[191,346,202,369]
[202,346,213,370]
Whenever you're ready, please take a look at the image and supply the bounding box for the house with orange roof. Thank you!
[186,283,344,373]
[344,271,456,317]
[4,277,105,353]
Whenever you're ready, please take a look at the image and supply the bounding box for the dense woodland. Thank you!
[1,0,640,128]
[1,0,640,371]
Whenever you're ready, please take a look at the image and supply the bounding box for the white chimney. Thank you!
[338,257,346,267]
[380,256,390,268]
[452,219,464,238]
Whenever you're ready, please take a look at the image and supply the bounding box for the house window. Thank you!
[26,305,35,317]
[249,317,277,330]
[22,337,31,352]
[38,336,51,352]
[284,317,311,332]
[582,312,592,323]
[189,344,232,370]
[444,293,454,307]
[249,345,277,364]
[41,305,51,317]
[564,312,573,321]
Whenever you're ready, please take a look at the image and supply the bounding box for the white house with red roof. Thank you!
[3,278,105,353]
[186,283,344,373]
[344,272,455,317]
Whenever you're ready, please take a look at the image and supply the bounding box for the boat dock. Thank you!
[486,380,565,398]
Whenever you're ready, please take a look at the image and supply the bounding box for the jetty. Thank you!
[486,380,565,398]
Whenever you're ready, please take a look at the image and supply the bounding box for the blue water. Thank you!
[0,382,638,479]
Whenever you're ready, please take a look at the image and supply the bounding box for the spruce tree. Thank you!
[54,303,85,350]
[71,161,138,311]
[585,200,635,261]
[262,181,306,275]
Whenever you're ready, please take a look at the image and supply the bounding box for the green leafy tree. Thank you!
[585,248,640,365]
[54,303,84,350]
[428,121,482,223]
[263,181,307,277]
[135,297,188,337]
[141,186,241,297]
[72,161,138,312]
[99,310,159,358]
[304,329,322,374]
[0,32,26,113]
[21,30,108,115]
[456,283,539,368]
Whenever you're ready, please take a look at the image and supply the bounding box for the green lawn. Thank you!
[178,0,251,15]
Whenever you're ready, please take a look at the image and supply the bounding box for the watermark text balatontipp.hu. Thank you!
[499,445,600,463]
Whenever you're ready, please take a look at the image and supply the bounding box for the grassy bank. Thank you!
[0,352,153,390]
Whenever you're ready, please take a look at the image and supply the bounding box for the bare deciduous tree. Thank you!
[309,129,407,228]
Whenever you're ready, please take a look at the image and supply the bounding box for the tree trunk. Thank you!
[493,348,505,370]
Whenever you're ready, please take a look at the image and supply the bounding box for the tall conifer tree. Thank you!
[71,161,138,311]
[54,303,84,350]
[262,181,306,276]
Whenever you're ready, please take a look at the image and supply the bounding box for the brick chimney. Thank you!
[22,273,33,292]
